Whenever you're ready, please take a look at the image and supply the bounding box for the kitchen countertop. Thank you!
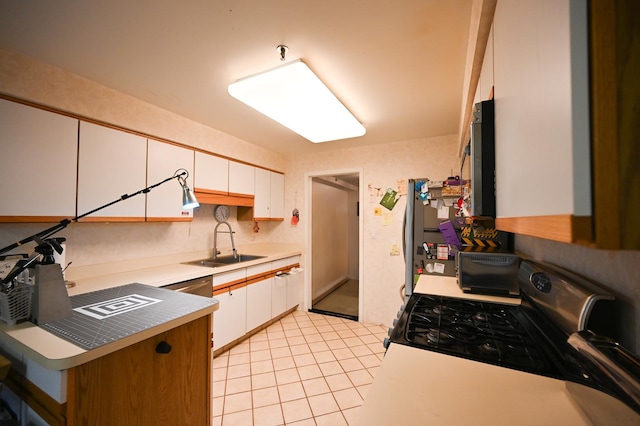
[65,242,302,296]
[358,274,591,425]
[358,343,590,425]
[0,242,301,370]
[413,274,521,305]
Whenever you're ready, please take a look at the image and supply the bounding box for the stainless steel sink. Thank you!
[212,254,266,264]
[183,254,266,268]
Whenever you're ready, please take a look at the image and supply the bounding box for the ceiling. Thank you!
[0,0,472,155]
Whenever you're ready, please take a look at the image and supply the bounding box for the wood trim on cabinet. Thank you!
[194,191,254,207]
[228,192,254,199]
[76,217,146,223]
[496,215,593,245]
[194,188,228,196]
[4,368,67,426]
[0,216,70,223]
[145,216,193,222]
[273,264,299,276]
[457,0,497,155]
[253,217,284,222]
[589,0,640,250]
[246,271,275,286]
[213,281,247,295]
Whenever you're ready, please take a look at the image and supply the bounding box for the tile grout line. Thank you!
[213,310,388,425]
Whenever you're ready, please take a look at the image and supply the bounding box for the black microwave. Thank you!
[469,99,496,218]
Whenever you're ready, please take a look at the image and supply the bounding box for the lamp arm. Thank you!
[0,170,189,257]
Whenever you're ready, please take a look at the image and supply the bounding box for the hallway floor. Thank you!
[311,279,359,320]
[212,310,387,425]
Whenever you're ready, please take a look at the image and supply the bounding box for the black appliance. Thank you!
[457,252,520,297]
[387,259,640,419]
[470,99,496,218]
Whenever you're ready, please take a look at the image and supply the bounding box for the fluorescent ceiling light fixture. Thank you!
[228,59,365,143]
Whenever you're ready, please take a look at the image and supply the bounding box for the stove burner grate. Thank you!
[400,295,549,372]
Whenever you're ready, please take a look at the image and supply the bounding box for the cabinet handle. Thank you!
[156,341,172,354]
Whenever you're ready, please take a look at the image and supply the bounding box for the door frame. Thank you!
[303,168,364,320]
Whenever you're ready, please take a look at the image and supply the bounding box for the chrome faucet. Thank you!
[213,222,237,259]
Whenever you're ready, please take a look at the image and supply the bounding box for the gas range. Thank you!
[386,259,640,421]
[393,294,554,376]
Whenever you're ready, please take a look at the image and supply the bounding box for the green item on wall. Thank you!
[380,188,399,210]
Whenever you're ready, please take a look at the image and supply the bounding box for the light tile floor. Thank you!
[212,310,388,425]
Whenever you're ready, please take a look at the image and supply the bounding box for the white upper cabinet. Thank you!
[228,161,255,197]
[77,122,147,220]
[492,0,591,243]
[146,140,195,220]
[270,172,285,219]
[0,99,78,219]
[194,151,229,195]
[253,168,271,219]
[250,168,285,220]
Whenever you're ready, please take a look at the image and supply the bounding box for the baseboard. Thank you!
[312,276,349,305]
[308,308,357,322]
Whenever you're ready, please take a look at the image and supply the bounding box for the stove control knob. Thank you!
[531,272,552,293]
[393,318,398,327]
[396,310,403,319]
[387,327,394,336]
[383,337,390,349]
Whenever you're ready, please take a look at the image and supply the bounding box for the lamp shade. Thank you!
[181,184,200,209]
[228,60,365,143]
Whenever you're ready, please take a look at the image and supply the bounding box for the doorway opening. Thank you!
[306,171,361,321]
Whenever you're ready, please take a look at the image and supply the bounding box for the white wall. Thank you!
[347,188,359,279]
[280,137,460,326]
[0,204,282,269]
[311,180,349,301]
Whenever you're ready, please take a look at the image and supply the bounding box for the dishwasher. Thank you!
[162,275,213,297]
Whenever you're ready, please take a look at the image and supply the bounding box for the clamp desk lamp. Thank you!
[0,168,199,324]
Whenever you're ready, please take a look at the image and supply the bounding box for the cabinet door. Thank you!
[272,274,288,318]
[77,122,147,220]
[228,161,254,197]
[286,268,302,311]
[0,99,78,220]
[67,316,211,425]
[253,168,271,219]
[270,172,285,219]
[147,140,195,220]
[194,152,229,195]
[493,0,591,243]
[213,285,247,350]
[246,277,273,332]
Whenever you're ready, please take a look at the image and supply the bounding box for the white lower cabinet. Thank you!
[272,274,288,318]
[213,285,246,351]
[286,267,302,311]
[212,257,300,352]
[246,278,272,331]
[212,269,247,351]
[272,256,302,312]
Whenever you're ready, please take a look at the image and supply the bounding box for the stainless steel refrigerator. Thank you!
[403,178,464,297]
